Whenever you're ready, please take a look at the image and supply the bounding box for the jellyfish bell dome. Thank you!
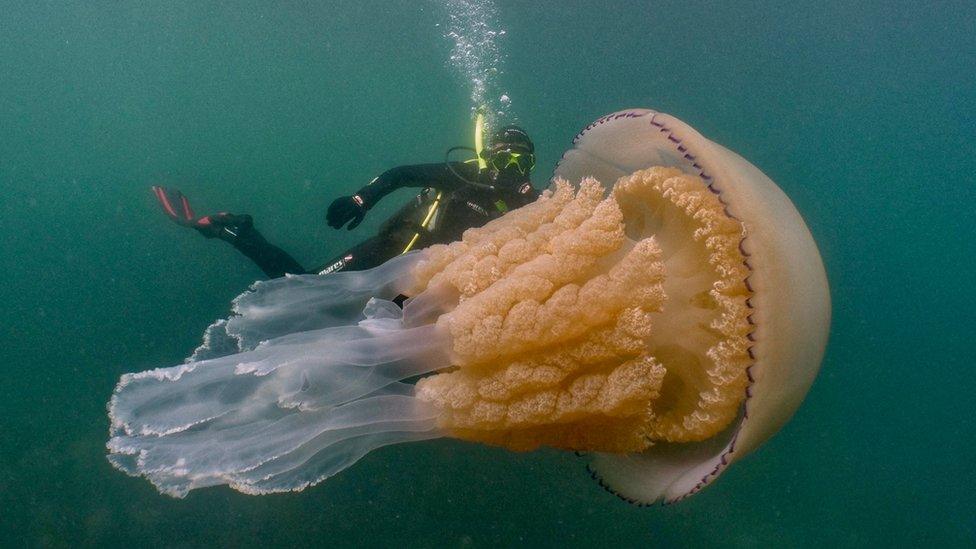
[554,109,831,502]
[106,109,829,505]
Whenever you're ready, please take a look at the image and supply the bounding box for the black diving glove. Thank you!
[326,194,368,230]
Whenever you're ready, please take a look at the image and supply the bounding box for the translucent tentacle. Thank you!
[107,254,452,497]
[191,251,425,361]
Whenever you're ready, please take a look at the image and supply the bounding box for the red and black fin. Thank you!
[152,185,197,226]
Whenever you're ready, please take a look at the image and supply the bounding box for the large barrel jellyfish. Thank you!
[107,109,830,504]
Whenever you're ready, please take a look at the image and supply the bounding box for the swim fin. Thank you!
[152,185,197,227]
[151,185,254,240]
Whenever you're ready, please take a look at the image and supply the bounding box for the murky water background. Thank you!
[1,1,973,546]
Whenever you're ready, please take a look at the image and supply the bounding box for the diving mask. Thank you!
[489,149,535,175]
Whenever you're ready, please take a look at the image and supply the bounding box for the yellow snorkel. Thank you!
[474,110,487,171]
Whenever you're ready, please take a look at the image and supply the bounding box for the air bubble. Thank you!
[439,0,513,127]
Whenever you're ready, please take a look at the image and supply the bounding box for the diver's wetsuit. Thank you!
[223,162,537,278]
[214,214,306,278]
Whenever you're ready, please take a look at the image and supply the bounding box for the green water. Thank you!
[1,1,973,546]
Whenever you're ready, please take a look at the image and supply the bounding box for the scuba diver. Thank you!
[153,122,538,279]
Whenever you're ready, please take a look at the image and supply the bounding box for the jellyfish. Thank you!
[107,109,830,504]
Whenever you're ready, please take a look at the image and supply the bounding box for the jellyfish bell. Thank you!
[106,109,829,504]
[554,109,831,502]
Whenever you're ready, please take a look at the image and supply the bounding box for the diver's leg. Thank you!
[225,218,308,278]
[202,213,308,278]
[151,186,306,278]
[314,234,404,275]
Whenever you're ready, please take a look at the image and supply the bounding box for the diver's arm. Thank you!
[327,163,471,230]
[355,163,469,206]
